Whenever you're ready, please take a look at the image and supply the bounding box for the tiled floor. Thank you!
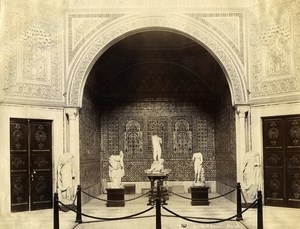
[0,193,299,229]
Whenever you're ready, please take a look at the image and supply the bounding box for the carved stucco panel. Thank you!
[249,1,300,100]
[68,13,247,107]
[187,13,245,64]
[3,3,63,102]
[67,13,125,64]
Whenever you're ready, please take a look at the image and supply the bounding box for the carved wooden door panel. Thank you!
[285,117,300,207]
[263,115,300,208]
[10,119,29,212]
[10,119,52,212]
[30,120,53,210]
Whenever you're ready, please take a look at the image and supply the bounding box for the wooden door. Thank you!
[263,115,300,208]
[10,119,53,212]
[10,119,29,212]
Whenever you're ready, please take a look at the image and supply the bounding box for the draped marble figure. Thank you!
[242,151,261,200]
[109,151,125,188]
[57,152,76,202]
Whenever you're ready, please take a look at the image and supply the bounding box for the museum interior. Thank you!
[0,0,300,228]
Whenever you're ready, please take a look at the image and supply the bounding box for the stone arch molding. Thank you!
[67,13,248,107]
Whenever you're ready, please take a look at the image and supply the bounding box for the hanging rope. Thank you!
[161,198,258,224]
[58,191,78,213]
[81,188,153,203]
[58,200,154,221]
[168,187,236,201]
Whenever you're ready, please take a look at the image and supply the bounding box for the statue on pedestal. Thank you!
[192,152,205,186]
[109,151,124,188]
[145,158,165,174]
[145,135,170,175]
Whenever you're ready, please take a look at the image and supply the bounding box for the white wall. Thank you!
[0,104,64,215]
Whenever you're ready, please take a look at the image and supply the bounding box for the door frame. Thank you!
[10,118,53,212]
[0,105,65,215]
[250,103,300,205]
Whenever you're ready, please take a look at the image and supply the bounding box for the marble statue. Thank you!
[242,151,261,200]
[145,158,165,174]
[109,151,124,188]
[192,152,205,186]
[145,135,171,175]
[152,134,162,161]
[57,152,76,202]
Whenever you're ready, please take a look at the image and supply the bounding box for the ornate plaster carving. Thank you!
[186,13,245,64]
[3,3,63,102]
[67,13,124,64]
[249,1,300,100]
[67,13,247,107]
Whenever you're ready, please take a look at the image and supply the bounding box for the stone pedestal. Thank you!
[106,188,125,207]
[190,186,210,206]
[123,184,136,194]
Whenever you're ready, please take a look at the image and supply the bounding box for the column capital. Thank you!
[65,107,79,120]
[235,105,250,118]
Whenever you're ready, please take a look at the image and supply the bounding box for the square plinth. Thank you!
[190,186,210,206]
[123,184,136,194]
[106,188,125,207]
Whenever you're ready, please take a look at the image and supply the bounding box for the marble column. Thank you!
[235,105,250,186]
[65,108,80,190]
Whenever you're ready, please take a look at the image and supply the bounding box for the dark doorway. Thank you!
[263,115,300,208]
[10,118,53,212]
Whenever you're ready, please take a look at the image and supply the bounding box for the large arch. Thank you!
[66,13,248,107]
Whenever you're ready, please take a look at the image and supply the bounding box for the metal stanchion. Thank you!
[236,183,243,221]
[257,190,263,229]
[156,181,162,229]
[75,185,82,223]
[53,193,59,229]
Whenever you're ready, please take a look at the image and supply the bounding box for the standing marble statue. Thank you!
[145,135,170,174]
[109,151,124,188]
[57,152,76,202]
[152,134,162,161]
[192,152,205,186]
[242,151,261,200]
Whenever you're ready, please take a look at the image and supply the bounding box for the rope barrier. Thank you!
[161,198,258,225]
[241,189,248,204]
[168,187,236,201]
[53,184,263,229]
[58,191,78,213]
[81,188,153,203]
[58,200,154,221]
[162,205,238,224]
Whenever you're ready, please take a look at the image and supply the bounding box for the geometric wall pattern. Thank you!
[99,100,216,182]
[79,89,102,189]
[215,89,237,187]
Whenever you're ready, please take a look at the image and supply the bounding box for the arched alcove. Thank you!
[67,14,248,107]
[79,30,237,198]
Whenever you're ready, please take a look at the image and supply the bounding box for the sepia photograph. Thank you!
[0,0,300,228]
